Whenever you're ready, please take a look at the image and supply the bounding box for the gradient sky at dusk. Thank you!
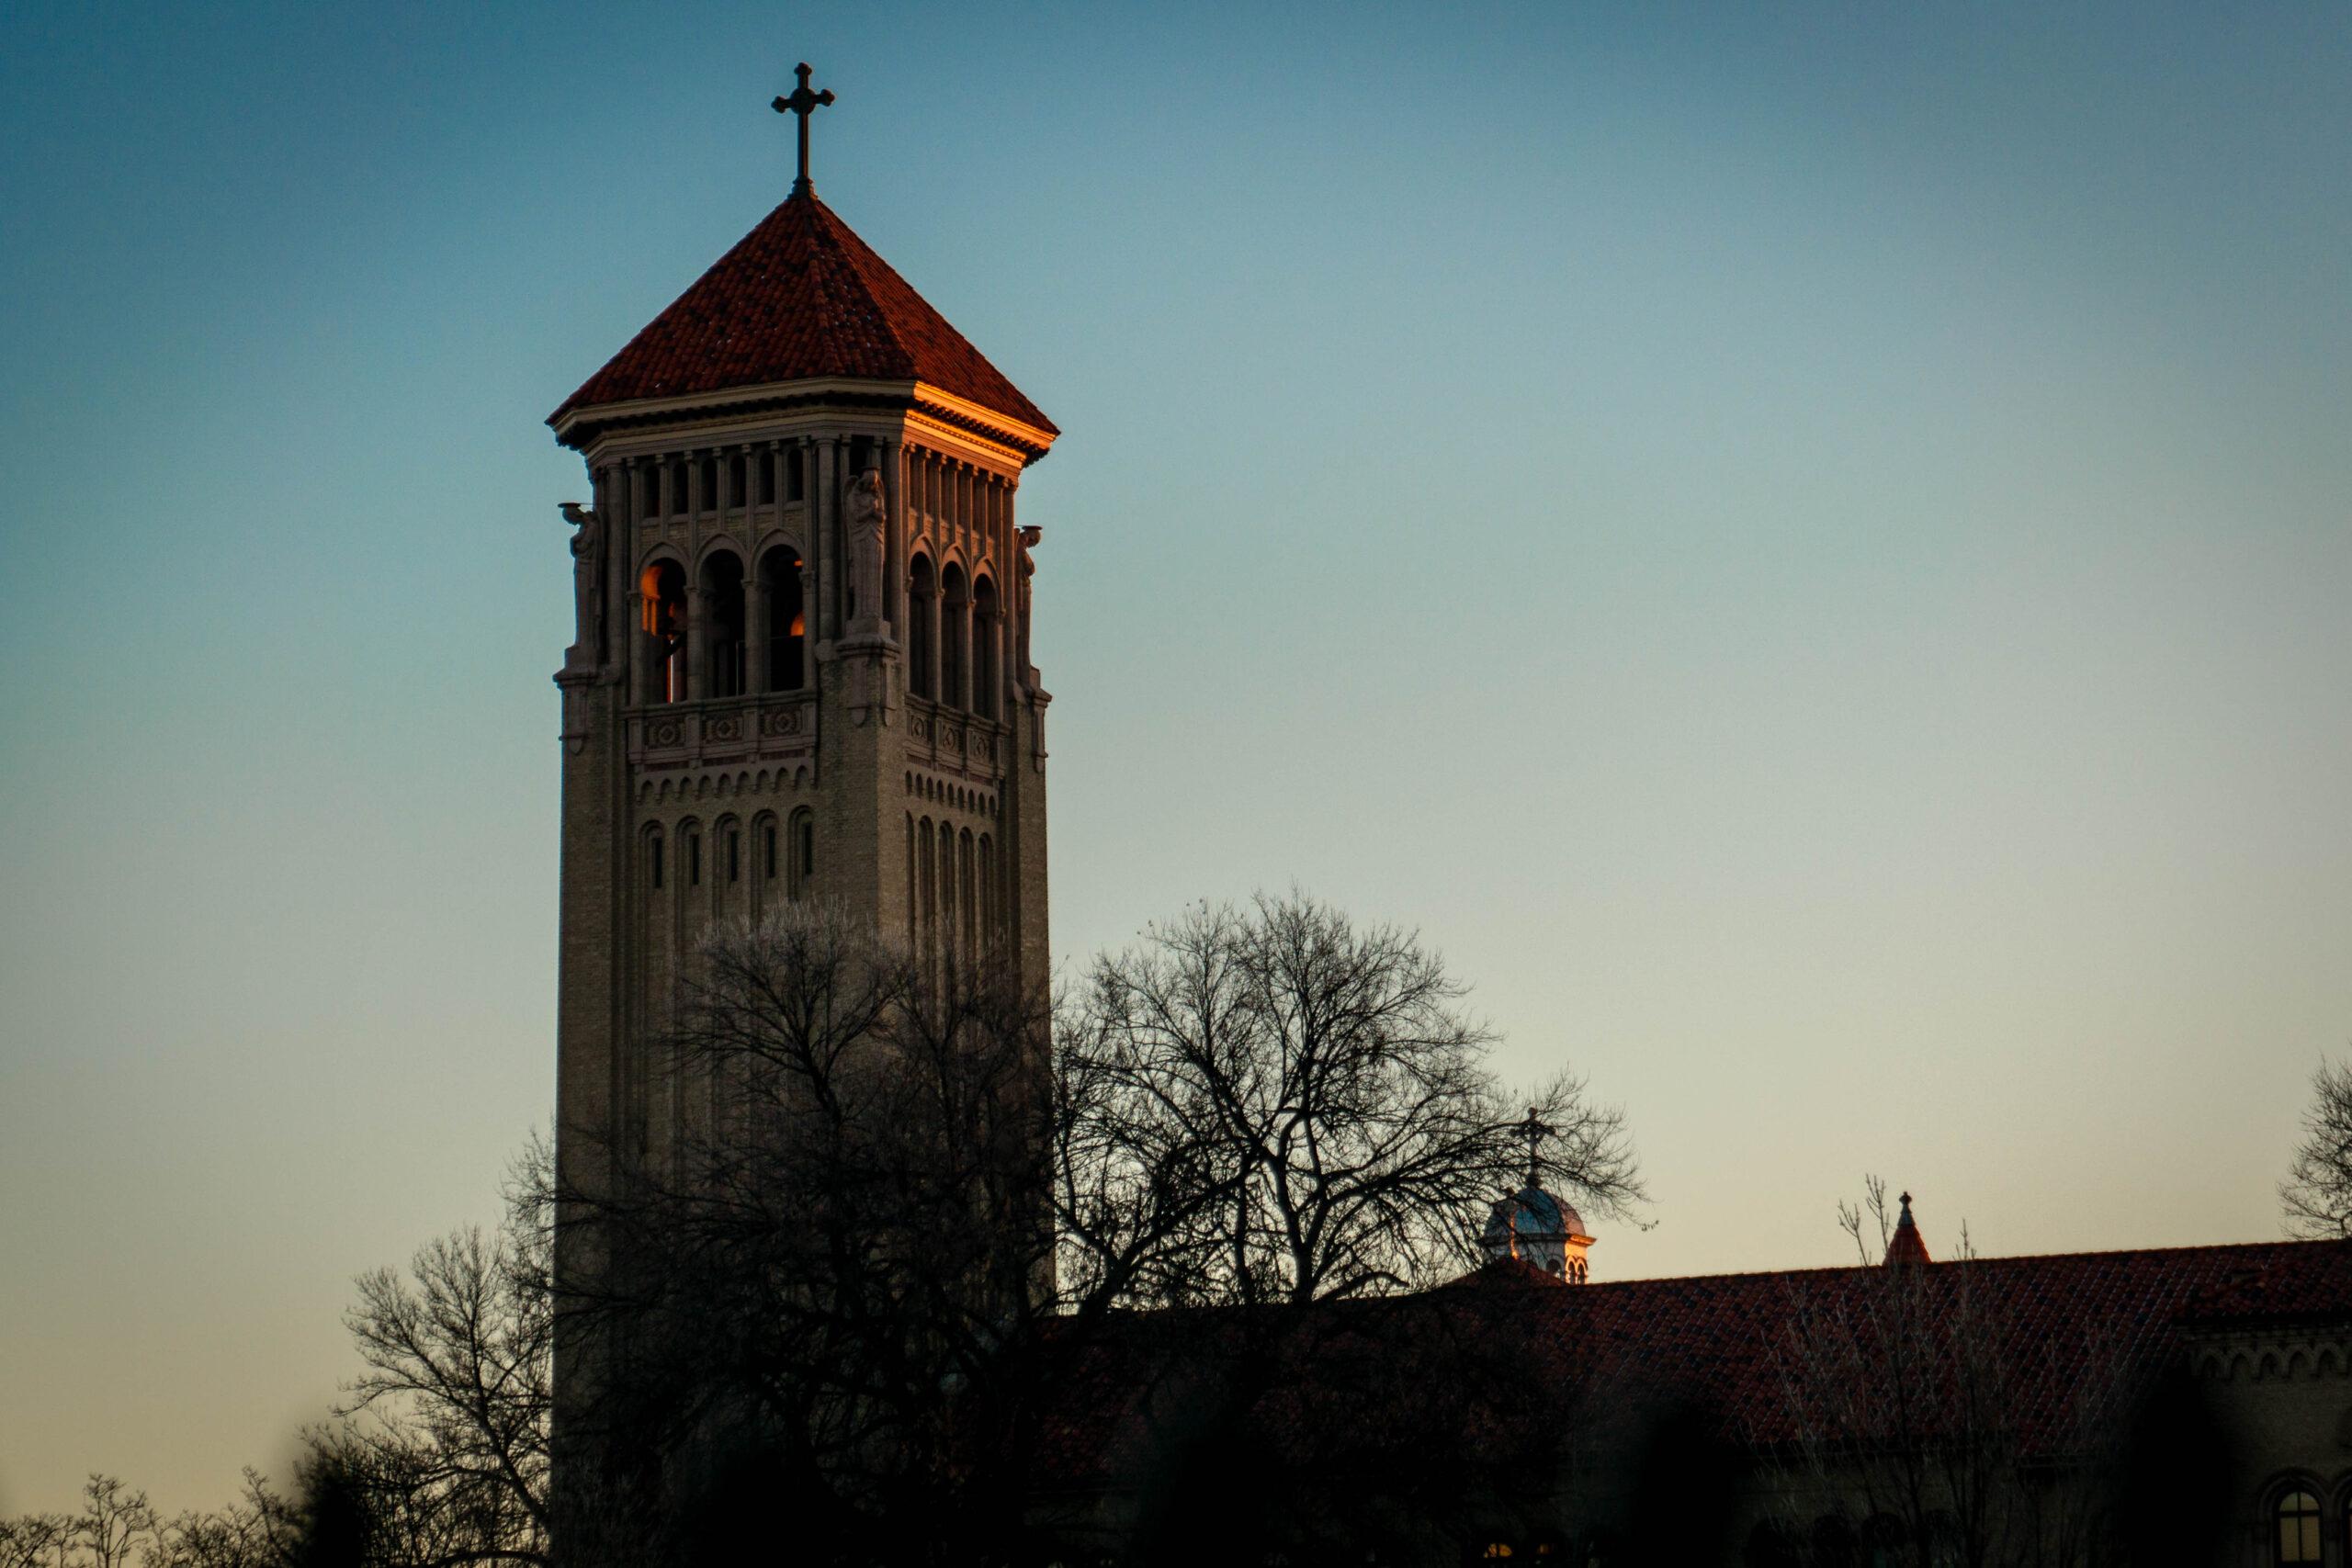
[3,0,2348,1517]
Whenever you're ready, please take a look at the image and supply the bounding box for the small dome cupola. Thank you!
[1480,1107,1597,1283]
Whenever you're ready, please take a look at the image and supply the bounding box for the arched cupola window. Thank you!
[701,552,746,699]
[761,545,806,690]
[640,560,687,705]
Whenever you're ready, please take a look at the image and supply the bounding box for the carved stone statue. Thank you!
[846,467,886,628]
[560,502,603,666]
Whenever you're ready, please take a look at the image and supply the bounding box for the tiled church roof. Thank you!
[548,189,1056,435]
[1031,1240,2352,1489]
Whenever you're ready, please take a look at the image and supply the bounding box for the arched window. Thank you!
[787,447,806,502]
[958,828,975,968]
[756,451,775,506]
[640,559,687,705]
[977,833,994,955]
[761,546,805,690]
[782,807,815,898]
[905,814,918,942]
[918,816,936,953]
[644,825,665,892]
[721,818,741,886]
[682,821,703,890]
[753,812,779,898]
[696,456,717,513]
[938,820,958,964]
[909,556,936,700]
[701,552,746,699]
[941,564,969,711]
[666,459,687,515]
[972,576,999,720]
[727,454,747,513]
[2278,1490,2322,1565]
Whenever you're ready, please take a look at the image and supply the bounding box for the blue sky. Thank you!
[3,0,2347,1516]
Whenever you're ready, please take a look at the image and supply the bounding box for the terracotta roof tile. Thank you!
[549,190,1055,435]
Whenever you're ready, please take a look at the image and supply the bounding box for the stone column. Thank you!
[881,435,903,633]
[684,585,707,702]
[745,554,769,696]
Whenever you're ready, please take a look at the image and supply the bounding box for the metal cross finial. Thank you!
[772,62,836,196]
[1515,1105,1555,1187]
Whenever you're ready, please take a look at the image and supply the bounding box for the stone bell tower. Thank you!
[545,66,1057,1201]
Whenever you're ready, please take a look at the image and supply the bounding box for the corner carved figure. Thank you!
[847,468,886,627]
[560,502,603,666]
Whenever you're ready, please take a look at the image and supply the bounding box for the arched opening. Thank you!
[2278,1490,2323,1565]
[909,556,936,700]
[640,559,687,705]
[761,545,806,691]
[753,812,779,906]
[786,807,815,899]
[696,456,717,513]
[665,459,686,515]
[941,565,969,710]
[702,552,746,699]
[727,453,747,512]
[971,576,999,720]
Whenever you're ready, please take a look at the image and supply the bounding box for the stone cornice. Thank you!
[553,376,1056,467]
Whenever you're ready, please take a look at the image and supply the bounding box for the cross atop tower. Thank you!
[772,62,836,196]
[1514,1105,1554,1187]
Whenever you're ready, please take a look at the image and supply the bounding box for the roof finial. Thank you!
[772,62,836,197]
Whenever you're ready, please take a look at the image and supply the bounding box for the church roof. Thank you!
[1030,1239,2352,1489]
[548,188,1056,441]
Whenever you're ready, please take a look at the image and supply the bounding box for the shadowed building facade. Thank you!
[543,74,1057,1437]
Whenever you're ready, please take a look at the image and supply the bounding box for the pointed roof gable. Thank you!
[549,190,1055,441]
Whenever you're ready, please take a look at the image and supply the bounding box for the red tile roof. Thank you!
[548,189,1056,436]
[1031,1240,2352,1488]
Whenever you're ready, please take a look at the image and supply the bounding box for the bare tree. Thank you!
[555,900,1057,1567]
[147,1474,301,1568]
[2281,1057,2352,1239]
[321,1139,552,1568]
[1056,893,1642,1309]
[1750,1180,2132,1568]
[0,1513,71,1568]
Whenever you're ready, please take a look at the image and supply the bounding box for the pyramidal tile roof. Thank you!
[549,189,1055,437]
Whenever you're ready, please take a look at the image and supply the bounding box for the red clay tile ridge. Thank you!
[549,189,1056,455]
[1885,1190,1933,1268]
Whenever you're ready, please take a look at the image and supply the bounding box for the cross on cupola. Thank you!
[1514,1105,1555,1186]
[772,62,836,196]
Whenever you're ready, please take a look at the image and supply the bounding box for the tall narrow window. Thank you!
[701,552,746,699]
[788,447,806,502]
[667,460,687,514]
[941,564,969,711]
[909,557,936,700]
[972,577,999,720]
[685,826,702,888]
[762,545,805,690]
[756,451,775,505]
[649,832,665,890]
[786,808,814,898]
[640,560,688,705]
[697,456,717,513]
[725,825,740,883]
[728,454,747,512]
[763,820,777,882]
[2278,1492,2322,1565]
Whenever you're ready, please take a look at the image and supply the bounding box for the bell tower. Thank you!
[545,66,1057,1202]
